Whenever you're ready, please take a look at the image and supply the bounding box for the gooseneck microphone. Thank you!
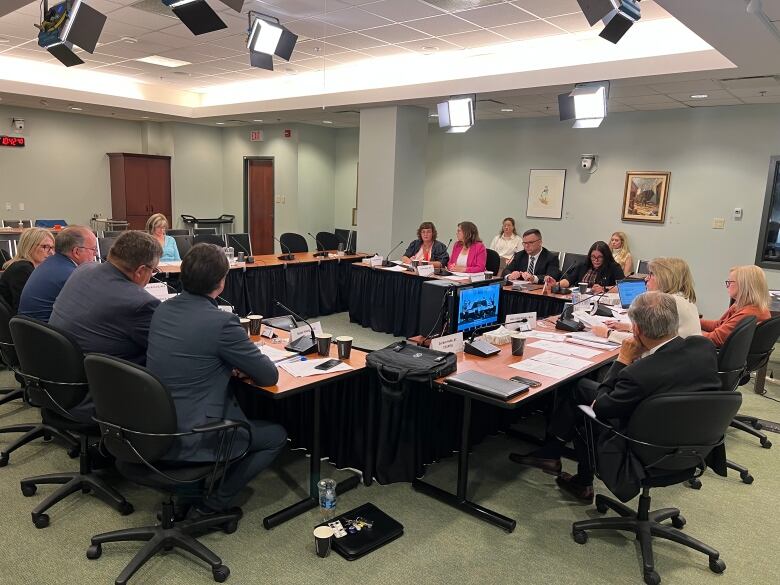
[274,300,318,355]
[307,232,328,258]
[550,262,578,295]
[150,274,179,295]
[274,236,295,261]
[381,240,405,267]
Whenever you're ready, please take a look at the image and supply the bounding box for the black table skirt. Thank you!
[499,289,568,320]
[348,265,425,337]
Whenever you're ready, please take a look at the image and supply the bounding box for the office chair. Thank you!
[572,391,742,585]
[0,247,11,266]
[226,233,252,256]
[561,252,587,277]
[0,301,79,467]
[193,234,226,247]
[97,237,116,262]
[316,231,341,251]
[10,316,133,528]
[84,354,246,584]
[194,228,218,236]
[165,229,190,236]
[280,232,307,253]
[334,228,350,246]
[485,249,501,275]
[0,297,23,408]
[172,234,193,258]
[636,259,650,275]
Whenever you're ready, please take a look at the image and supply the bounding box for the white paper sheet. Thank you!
[532,351,593,370]
[378,265,409,272]
[279,358,353,378]
[256,344,296,362]
[568,331,620,347]
[509,359,574,379]
[527,340,602,358]
[449,271,471,277]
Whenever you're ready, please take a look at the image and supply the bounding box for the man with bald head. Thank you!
[18,226,98,322]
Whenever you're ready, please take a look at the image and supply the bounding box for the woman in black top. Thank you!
[400,221,450,268]
[546,240,624,293]
[0,227,55,312]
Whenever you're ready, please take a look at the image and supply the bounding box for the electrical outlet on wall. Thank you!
[275,195,281,203]
[18,203,24,211]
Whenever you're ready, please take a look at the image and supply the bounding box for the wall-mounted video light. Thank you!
[36,0,107,67]
[247,12,298,71]
[558,81,610,128]
[577,0,641,44]
[437,95,476,133]
[162,0,243,36]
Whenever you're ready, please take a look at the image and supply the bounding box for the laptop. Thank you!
[616,279,647,309]
[445,370,530,401]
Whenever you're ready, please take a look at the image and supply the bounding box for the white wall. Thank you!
[334,127,359,230]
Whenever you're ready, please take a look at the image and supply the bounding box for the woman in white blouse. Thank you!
[489,218,522,262]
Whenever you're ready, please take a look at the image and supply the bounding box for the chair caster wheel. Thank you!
[20,483,36,497]
[223,520,239,535]
[751,420,763,430]
[595,501,608,514]
[687,478,702,490]
[68,447,80,459]
[671,515,686,529]
[709,557,726,574]
[740,471,754,484]
[572,530,588,544]
[118,501,134,516]
[213,564,230,582]
[43,433,52,442]
[644,570,661,585]
[32,513,50,529]
[0,453,8,467]
[761,438,771,449]
[86,544,102,560]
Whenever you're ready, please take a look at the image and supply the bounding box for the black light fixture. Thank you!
[35,0,106,67]
[246,11,298,71]
[161,0,243,36]
[577,0,641,44]
[558,81,610,128]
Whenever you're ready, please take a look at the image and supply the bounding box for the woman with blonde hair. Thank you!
[489,217,522,262]
[609,231,634,276]
[146,213,180,262]
[0,228,55,312]
[701,265,771,347]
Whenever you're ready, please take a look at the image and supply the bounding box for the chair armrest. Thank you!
[192,419,249,434]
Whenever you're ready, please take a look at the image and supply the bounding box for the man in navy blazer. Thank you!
[146,243,286,514]
[502,228,560,282]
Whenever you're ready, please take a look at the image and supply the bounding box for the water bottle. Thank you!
[225,246,235,262]
[571,288,580,307]
[317,478,336,519]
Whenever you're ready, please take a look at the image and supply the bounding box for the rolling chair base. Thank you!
[0,387,23,406]
[0,423,79,467]
[687,459,754,488]
[731,417,772,449]
[88,499,238,585]
[572,491,725,585]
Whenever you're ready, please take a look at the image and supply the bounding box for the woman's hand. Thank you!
[591,284,605,294]
[450,264,467,272]
[400,256,411,264]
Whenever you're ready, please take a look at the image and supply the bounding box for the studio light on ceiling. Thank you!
[246,12,298,71]
[577,0,641,44]
[161,0,243,36]
[36,0,107,67]
[437,95,475,133]
[558,81,610,128]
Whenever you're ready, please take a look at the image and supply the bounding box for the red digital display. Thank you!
[1,136,25,147]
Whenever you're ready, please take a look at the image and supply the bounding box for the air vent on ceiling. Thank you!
[718,75,780,89]
[129,0,178,19]
[421,0,503,12]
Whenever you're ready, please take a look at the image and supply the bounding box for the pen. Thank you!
[276,355,307,365]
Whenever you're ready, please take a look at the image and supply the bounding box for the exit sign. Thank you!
[1,136,25,147]
[250,130,263,142]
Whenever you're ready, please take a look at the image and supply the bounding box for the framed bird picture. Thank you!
[527,169,566,219]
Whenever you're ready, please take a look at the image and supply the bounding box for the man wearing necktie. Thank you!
[504,228,561,283]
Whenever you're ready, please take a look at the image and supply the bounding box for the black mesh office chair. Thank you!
[193,234,226,247]
[572,391,742,585]
[637,259,650,275]
[194,228,218,236]
[280,232,308,253]
[561,252,587,276]
[0,302,79,467]
[10,316,133,528]
[0,297,23,407]
[316,231,341,251]
[226,233,252,256]
[84,354,246,584]
[166,229,189,236]
[0,247,11,265]
[97,237,116,262]
[172,235,193,258]
[485,249,501,275]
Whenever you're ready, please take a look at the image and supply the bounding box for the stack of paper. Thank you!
[280,358,353,378]
[527,340,602,358]
[509,350,593,379]
[256,344,296,362]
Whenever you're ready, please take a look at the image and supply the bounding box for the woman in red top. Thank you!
[701,265,771,347]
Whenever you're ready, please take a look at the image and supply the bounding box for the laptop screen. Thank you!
[616,279,647,309]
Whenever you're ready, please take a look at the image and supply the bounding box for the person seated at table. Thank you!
[489,217,522,263]
[448,221,486,273]
[509,292,721,503]
[503,228,560,283]
[545,240,624,294]
[0,228,55,313]
[609,231,633,276]
[400,221,449,268]
[146,213,181,262]
[700,265,770,347]
[147,243,285,516]
[18,226,98,322]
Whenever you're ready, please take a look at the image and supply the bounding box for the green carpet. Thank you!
[1,338,779,585]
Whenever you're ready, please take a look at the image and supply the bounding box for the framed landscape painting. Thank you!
[622,171,671,223]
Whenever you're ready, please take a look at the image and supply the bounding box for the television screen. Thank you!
[455,282,500,332]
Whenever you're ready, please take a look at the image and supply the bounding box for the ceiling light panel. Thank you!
[136,54,191,67]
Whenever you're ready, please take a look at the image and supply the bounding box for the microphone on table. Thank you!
[307,232,328,258]
[274,300,318,355]
[274,236,295,261]
[435,239,453,275]
[229,236,254,264]
[550,263,578,295]
[150,274,180,295]
[381,240,405,267]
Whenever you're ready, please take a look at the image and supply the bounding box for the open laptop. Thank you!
[616,278,647,309]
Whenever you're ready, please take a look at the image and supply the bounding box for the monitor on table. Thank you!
[454,281,501,333]
[616,279,647,309]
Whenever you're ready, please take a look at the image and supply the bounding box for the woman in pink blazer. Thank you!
[448,221,487,273]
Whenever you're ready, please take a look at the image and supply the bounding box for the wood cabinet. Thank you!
[108,153,172,230]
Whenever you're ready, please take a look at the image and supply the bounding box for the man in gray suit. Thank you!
[146,243,286,515]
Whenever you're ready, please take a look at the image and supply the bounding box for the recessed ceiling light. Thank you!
[429,113,438,118]
[121,37,138,44]
[690,94,708,99]
[322,120,333,124]
[253,119,263,122]
[500,108,514,112]
[421,45,439,52]
[136,55,191,68]
[70,106,83,111]
[216,122,225,125]
[141,116,150,119]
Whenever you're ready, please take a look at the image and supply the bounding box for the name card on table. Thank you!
[417,264,435,277]
[290,321,323,342]
[430,332,464,353]
[505,312,537,331]
[369,256,383,266]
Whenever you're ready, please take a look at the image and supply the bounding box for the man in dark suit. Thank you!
[502,228,560,282]
[146,243,286,515]
[510,291,720,502]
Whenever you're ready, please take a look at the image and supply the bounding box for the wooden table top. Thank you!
[158,252,367,273]
[501,283,572,302]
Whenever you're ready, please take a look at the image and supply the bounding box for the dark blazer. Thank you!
[503,247,560,281]
[18,253,77,322]
[0,260,34,313]
[568,261,624,288]
[403,239,449,266]
[146,292,279,462]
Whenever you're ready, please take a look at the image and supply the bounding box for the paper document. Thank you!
[256,344,296,362]
[449,271,471,277]
[509,359,574,380]
[378,265,408,272]
[279,358,353,378]
[568,331,620,346]
[529,332,567,342]
[442,275,469,281]
[532,351,593,370]
[527,340,602,358]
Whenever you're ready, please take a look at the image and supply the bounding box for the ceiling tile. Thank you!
[459,4,537,28]
[325,31,387,49]
[647,79,723,93]
[318,8,393,30]
[607,103,636,112]
[263,0,353,20]
[362,23,430,43]
[287,19,350,39]
[666,89,733,101]
[135,31,198,49]
[619,94,679,105]
[105,7,178,31]
[361,0,444,22]
[324,51,372,65]
[359,44,413,57]
[609,85,659,98]
[512,0,581,19]
[440,29,507,48]
[491,19,566,41]
[396,38,462,53]
[404,14,479,36]
[727,86,780,98]
[102,19,159,38]
[546,12,591,33]
[297,39,350,56]
[637,1,673,20]
[156,48,222,64]
[683,99,744,107]
[631,102,688,110]
[740,95,780,104]
[94,41,173,60]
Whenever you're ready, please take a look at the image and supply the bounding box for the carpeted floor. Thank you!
[1,318,779,585]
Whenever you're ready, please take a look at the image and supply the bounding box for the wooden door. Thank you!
[147,157,172,218]
[246,159,274,255]
[124,156,150,216]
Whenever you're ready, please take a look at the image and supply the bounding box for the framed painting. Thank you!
[527,169,566,219]
[622,171,671,223]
